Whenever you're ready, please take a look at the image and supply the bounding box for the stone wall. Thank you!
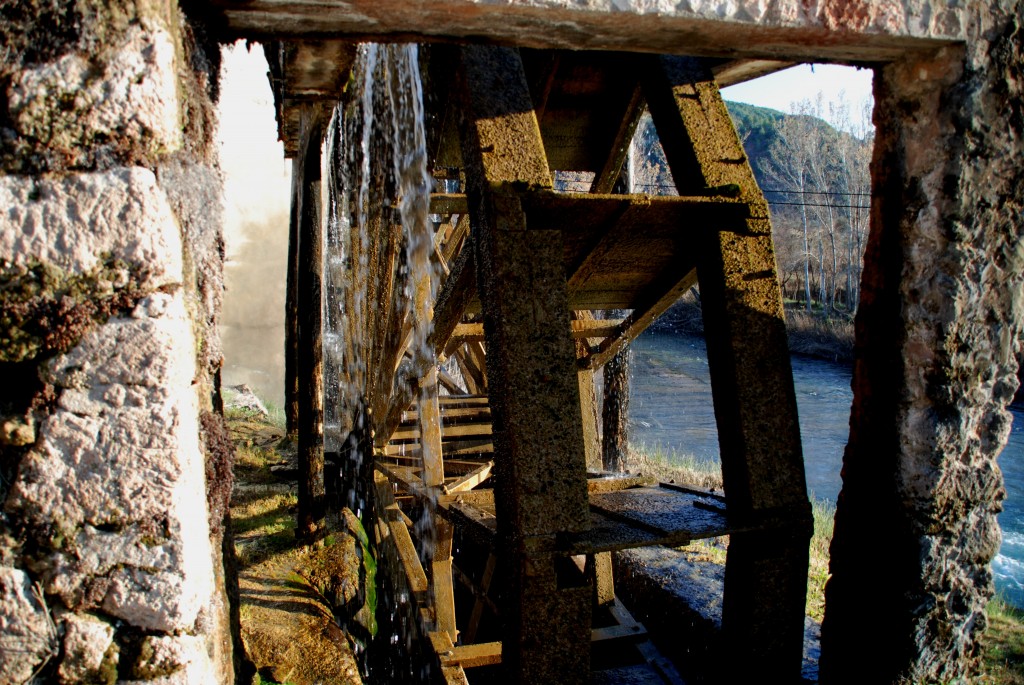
[0,2,233,683]
[820,4,1024,683]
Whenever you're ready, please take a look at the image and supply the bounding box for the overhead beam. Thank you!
[211,1,961,64]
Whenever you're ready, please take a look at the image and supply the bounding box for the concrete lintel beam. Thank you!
[213,1,962,64]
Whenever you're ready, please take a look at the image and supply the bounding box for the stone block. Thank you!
[0,567,57,684]
[0,167,183,286]
[58,612,117,684]
[8,293,215,633]
[6,21,181,163]
[126,634,216,684]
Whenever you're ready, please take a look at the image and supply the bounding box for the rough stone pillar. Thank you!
[0,4,234,683]
[457,45,593,684]
[821,8,1024,682]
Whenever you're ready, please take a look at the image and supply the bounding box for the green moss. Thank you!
[0,257,151,364]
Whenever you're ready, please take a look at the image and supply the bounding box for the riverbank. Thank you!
[226,396,366,685]
[626,446,1024,681]
[653,294,855,364]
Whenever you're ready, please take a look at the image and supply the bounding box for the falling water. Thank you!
[323,43,441,680]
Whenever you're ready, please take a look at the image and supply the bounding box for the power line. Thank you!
[768,200,871,209]
[632,183,872,200]
[762,188,872,197]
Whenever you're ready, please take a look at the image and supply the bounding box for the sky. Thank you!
[722,63,874,134]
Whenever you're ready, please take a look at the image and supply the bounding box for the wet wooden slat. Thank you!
[443,461,494,494]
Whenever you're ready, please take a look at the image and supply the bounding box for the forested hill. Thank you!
[723,101,786,185]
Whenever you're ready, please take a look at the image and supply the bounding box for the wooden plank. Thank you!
[452,319,624,343]
[419,367,445,488]
[438,394,490,405]
[376,462,429,499]
[430,192,469,215]
[464,341,488,391]
[590,84,644,194]
[403,406,491,422]
[429,632,471,685]
[586,473,656,494]
[591,623,647,643]
[454,345,486,395]
[388,517,429,601]
[582,267,698,370]
[443,642,503,669]
[433,518,458,640]
[442,213,471,265]
[444,461,494,494]
[437,368,466,395]
[390,422,493,442]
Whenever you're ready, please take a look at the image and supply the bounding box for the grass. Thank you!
[982,596,1024,683]
[226,399,300,569]
[629,443,1024,678]
[784,308,855,363]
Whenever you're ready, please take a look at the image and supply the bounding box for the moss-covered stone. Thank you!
[0,258,152,364]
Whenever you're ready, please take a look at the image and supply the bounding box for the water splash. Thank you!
[323,42,442,680]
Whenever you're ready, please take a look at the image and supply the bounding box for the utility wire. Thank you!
[762,188,872,197]
[768,200,871,209]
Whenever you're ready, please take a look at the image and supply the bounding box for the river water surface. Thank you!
[629,330,1024,608]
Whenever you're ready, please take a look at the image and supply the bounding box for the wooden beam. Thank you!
[582,266,698,370]
[430,192,469,215]
[444,461,494,494]
[442,213,471,265]
[391,422,493,442]
[443,642,503,669]
[429,632,471,685]
[590,84,644,194]
[433,518,458,640]
[437,368,465,395]
[296,105,326,541]
[452,319,625,343]
[591,624,647,643]
[420,367,445,488]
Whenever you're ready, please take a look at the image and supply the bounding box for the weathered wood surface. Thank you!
[457,44,593,683]
[296,106,326,540]
[642,54,810,681]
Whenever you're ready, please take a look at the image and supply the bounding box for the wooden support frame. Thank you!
[295,105,326,540]
[456,44,592,684]
[581,267,698,370]
[590,84,644,195]
[641,54,811,681]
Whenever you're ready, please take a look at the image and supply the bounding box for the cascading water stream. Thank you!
[323,42,442,680]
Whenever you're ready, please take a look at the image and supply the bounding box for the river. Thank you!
[629,329,1024,609]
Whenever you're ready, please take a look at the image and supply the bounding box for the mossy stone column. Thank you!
[821,8,1024,681]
